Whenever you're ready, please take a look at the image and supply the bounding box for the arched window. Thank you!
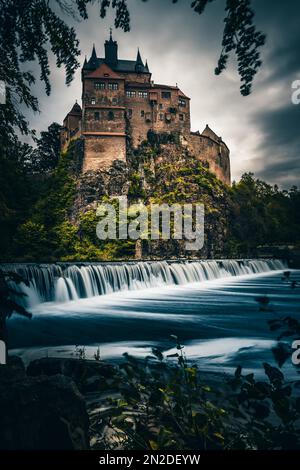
[108,111,115,121]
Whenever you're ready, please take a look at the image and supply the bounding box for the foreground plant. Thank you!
[90,336,300,450]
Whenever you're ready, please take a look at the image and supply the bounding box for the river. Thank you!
[3,259,299,380]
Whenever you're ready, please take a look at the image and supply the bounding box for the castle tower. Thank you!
[81,37,126,172]
[104,29,118,67]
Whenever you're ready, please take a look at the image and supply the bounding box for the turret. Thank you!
[135,49,144,73]
[84,44,98,71]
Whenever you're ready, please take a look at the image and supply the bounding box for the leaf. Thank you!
[213,432,225,441]
[263,362,284,385]
[272,342,291,368]
[149,440,159,450]
[151,347,164,361]
[235,365,242,378]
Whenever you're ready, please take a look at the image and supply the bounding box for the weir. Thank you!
[1,259,286,308]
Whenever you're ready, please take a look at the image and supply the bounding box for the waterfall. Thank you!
[0,259,286,308]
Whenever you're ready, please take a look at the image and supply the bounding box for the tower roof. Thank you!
[69,101,82,115]
[85,44,99,70]
[83,33,150,74]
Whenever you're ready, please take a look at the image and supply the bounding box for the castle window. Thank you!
[127,109,133,118]
[159,104,163,109]
[95,82,105,90]
[91,98,96,105]
[108,111,115,120]
[159,113,164,121]
[179,98,186,107]
[94,111,100,121]
[138,91,148,99]
[141,110,145,118]
[112,97,118,105]
[108,82,119,90]
[162,91,171,99]
[126,91,136,98]
[179,113,184,121]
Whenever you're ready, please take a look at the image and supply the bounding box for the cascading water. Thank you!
[1,259,286,308]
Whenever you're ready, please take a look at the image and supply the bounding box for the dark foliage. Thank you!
[0,271,31,345]
[88,338,300,450]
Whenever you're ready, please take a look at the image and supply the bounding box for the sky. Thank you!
[24,0,300,187]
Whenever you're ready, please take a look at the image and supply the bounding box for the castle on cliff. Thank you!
[61,32,231,185]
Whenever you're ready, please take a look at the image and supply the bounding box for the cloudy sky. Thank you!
[25,0,300,187]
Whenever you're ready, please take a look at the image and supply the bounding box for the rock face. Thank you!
[27,357,117,393]
[74,159,129,212]
[0,357,89,450]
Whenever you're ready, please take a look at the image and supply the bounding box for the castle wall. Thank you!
[83,77,125,109]
[119,72,151,84]
[82,135,126,172]
[152,90,190,138]
[61,113,81,151]
[186,134,231,185]
[125,87,191,147]
[125,94,153,146]
[84,107,126,133]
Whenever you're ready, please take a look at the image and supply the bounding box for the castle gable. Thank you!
[85,63,123,80]
[202,125,221,142]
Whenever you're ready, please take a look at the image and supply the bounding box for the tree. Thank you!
[0,271,31,360]
[31,122,62,173]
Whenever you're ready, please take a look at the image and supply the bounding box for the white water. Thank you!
[1,259,286,308]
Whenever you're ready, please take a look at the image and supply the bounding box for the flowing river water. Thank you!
[2,259,300,379]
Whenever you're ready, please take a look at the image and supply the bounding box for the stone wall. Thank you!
[82,135,126,172]
[186,133,231,185]
[126,88,191,147]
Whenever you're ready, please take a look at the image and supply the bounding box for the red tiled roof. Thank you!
[85,63,124,80]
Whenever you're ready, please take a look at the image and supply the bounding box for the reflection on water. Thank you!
[9,269,300,379]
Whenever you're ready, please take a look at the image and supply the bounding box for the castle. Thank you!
[61,33,231,185]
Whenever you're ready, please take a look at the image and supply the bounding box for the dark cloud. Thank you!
[22,0,300,187]
[251,104,300,185]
